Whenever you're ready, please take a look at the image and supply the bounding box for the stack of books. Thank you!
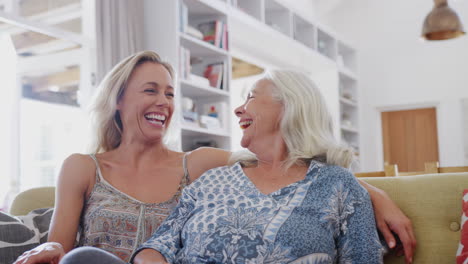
[178,46,190,80]
[198,20,228,50]
[179,3,228,50]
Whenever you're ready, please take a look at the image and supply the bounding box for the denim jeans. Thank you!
[60,247,127,264]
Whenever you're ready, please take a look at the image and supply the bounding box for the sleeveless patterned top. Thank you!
[78,154,190,262]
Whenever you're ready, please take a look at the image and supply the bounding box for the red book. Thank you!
[198,20,223,47]
[203,63,224,89]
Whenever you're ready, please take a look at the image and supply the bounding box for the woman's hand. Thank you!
[133,249,169,264]
[13,242,65,264]
[368,184,417,264]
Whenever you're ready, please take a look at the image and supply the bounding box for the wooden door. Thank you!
[381,108,439,172]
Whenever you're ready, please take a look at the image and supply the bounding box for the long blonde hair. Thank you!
[231,70,354,169]
[88,50,174,153]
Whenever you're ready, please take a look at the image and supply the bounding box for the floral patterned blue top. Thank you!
[132,161,384,264]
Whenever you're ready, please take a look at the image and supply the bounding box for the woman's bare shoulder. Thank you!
[58,153,97,186]
[188,147,231,165]
[63,153,96,170]
[186,147,232,181]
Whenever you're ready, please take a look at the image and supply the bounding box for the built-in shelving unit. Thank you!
[264,0,292,36]
[337,40,359,157]
[234,0,263,21]
[146,0,231,151]
[146,0,359,159]
[293,14,316,49]
[317,28,336,60]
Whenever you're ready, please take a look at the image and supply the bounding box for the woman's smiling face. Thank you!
[117,62,175,142]
[234,79,284,151]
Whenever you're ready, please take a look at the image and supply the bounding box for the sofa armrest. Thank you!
[9,187,55,216]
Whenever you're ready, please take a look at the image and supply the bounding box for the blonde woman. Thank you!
[15,54,414,264]
[14,51,229,264]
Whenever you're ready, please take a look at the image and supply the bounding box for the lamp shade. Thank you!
[422,1,465,40]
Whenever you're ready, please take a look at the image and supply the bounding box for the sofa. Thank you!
[8,172,468,264]
[362,172,468,264]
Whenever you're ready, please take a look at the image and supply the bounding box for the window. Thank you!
[0,0,94,211]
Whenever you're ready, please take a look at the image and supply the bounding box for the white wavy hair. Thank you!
[87,50,174,153]
[231,69,355,169]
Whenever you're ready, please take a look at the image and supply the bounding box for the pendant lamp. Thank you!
[422,0,465,40]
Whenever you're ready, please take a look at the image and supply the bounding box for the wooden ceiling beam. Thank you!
[25,66,80,92]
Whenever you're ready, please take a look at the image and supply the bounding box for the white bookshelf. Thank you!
[145,0,360,158]
[264,0,293,37]
[180,79,229,100]
[337,41,359,157]
[179,33,228,56]
[293,14,316,50]
[145,0,231,151]
[234,0,264,21]
[337,40,357,72]
[317,28,337,60]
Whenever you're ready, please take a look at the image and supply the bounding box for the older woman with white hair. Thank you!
[125,70,386,263]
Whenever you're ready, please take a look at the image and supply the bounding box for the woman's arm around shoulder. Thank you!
[186,147,231,182]
[14,154,95,264]
[358,179,416,264]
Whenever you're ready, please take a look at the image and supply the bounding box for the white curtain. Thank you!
[0,34,19,209]
[95,0,144,83]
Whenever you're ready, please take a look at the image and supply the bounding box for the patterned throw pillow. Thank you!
[456,190,468,264]
[0,208,53,264]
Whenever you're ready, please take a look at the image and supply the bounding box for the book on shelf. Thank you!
[179,2,188,33]
[185,25,204,40]
[203,62,225,90]
[178,46,191,80]
[197,20,228,50]
[221,22,228,50]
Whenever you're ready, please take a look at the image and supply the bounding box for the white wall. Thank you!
[320,0,468,170]
[463,98,468,164]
